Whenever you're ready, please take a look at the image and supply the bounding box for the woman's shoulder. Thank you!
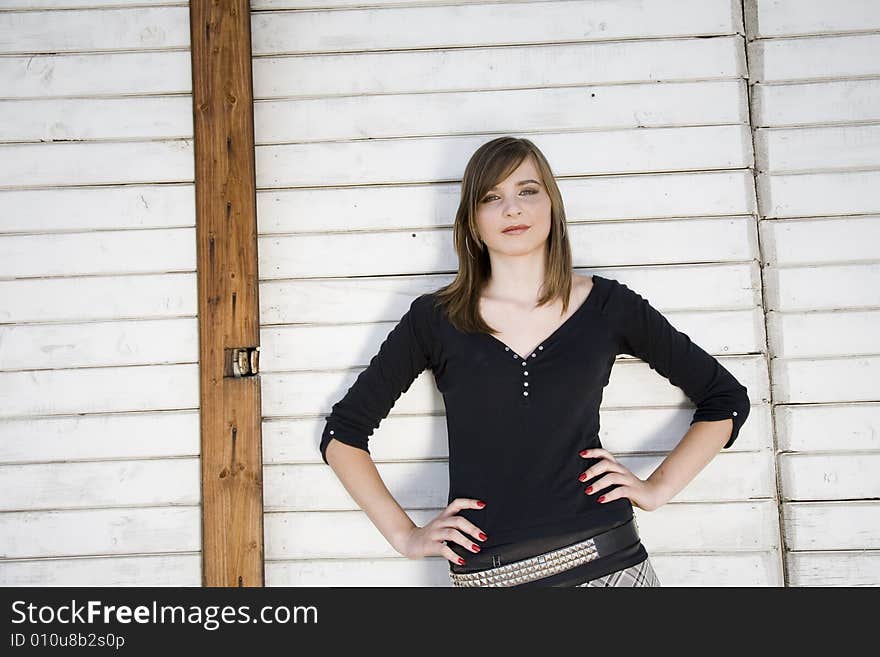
[575,272,640,319]
[574,271,614,303]
[408,290,446,337]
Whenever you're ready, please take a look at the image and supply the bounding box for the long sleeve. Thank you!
[319,294,435,465]
[607,279,750,449]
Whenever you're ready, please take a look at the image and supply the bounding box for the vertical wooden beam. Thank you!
[189,0,264,586]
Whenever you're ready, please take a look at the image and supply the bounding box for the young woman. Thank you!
[319,136,751,587]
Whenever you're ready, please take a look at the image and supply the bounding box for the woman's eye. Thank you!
[481,189,538,202]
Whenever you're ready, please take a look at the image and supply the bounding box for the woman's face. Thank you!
[474,155,552,257]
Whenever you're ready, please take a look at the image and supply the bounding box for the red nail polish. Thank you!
[598,495,605,502]
[578,473,586,482]
[479,532,487,540]
[476,500,486,508]
[586,486,592,493]
[471,544,480,552]
[458,557,465,565]
[579,450,587,456]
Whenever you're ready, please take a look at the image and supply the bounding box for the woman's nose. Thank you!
[503,201,523,215]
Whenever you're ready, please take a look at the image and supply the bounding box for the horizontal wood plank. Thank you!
[784,500,880,550]
[0,6,190,54]
[755,124,880,174]
[263,355,764,422]
[0,458,200,511]
[0,273,197,323]
[0,410,200,464]
[267,450,775,513]
[748,33,880,82]
[769,310,880,358]
[787,551,880,586]
[260,265,756,324]
[0,96,193,142]
[0,228,195,279]
[753,79,880,127]
[757,170,880,218]
[780,453,880,501]
[0,363,199,418]
[0,318,198,371]
[0,140,193,189]
[257,170,755,234]
[0,553,200,587]
[0,185,195,234]
[0,51,191,99]
[259,218,755,280]
[765,263,880,312]
[0,506,200,559]
[252,0,741,55]
[254,38,744,99]
[759,216,880,266]
[264,500,779,560]
[776,402,880,452]
[772,356,880,404]
[262,403,769,466]
[263,307,760,373]
[750,0,880,37]
[4,0,180,9]
[257,81,747,145]
[265,550,782,586]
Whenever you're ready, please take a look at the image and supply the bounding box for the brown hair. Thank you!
[433,136,574,335]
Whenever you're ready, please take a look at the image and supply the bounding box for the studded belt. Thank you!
[448,517,640,588]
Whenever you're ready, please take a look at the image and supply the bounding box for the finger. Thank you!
[584,472,623,495]
[578,458,621,483]
[440,527,483,554]
[595,486,628,504]
[442,497,486,518]
[442,543,467,566]
[452,515,488,543]
[580,447,618,463]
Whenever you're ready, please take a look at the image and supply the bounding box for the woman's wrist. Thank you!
[388,520,418,556]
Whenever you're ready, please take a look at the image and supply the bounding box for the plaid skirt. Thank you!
[574,556,661,587]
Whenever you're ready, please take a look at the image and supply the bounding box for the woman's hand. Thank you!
[397,498,488,565]
[579,448,667,512]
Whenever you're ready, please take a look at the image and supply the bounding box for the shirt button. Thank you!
[523,391,528,396]
[504,347,509,351]
[521,361,527,366]
[531,353,536,358]
[329,430,334,434]
[732,411,738,416]
[538,345,543,350]
[523,371,528,375]
[523,382,528,387]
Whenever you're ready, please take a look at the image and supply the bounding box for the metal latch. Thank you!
[226,346,260,377]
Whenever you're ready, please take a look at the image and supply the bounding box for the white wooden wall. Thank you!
[746,0,880,586]
[253,0,778,587]
[0,1,201,585]
[2,0,875,587]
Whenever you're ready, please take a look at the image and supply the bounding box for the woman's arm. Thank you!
[609,279,751,450]
[325,429,488,565]
[324,439,416,555]
[318,295,487,564]
[645,418,733,506]
[591,278,752,509]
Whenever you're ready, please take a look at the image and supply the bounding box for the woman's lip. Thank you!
[502,225,530,234]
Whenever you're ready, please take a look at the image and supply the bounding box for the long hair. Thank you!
[433,136,574,335]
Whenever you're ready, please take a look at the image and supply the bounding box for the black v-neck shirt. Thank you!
[319,274,751,584]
